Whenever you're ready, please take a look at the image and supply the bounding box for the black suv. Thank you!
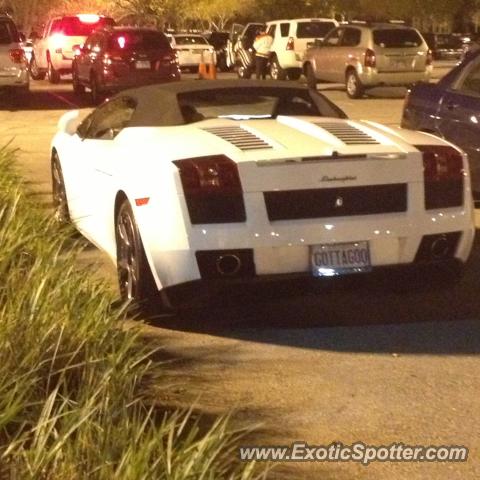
[72,27,180,104]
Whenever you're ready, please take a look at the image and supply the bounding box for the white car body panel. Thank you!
[52,106,475,293]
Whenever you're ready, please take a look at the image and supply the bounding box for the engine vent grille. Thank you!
[315,122,379,145]
[203,126,272,151]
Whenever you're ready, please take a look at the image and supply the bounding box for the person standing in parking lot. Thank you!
[253,29,273,79]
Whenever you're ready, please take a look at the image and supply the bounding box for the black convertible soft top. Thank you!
[113,80,346,127]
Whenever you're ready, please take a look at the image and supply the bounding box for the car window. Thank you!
[49,19,62,36]
[267,25,276,38]
[457,60,480,96]
[373,29,423,48]
[280,23,290,37]
[0,20,17,44]
[83,98,137,140]
[324,28,343,46]
[173,35,209,45]
[341,28,361,47]
[296,21,336,39]
[109,31,171,50]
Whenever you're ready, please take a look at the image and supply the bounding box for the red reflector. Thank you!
[415,145,464,181]
[135,197,150,206]
[9,48,25,64]
[286,37,294,51]
[364,48,376,68]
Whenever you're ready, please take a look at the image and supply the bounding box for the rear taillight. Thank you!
[286,37,294,51]
[426,49,433,66]
[403,88,411,111]
[173,155,246,224]
[9,48,25,64]
[416,145,464,209]
[364,48,376,68]
[162,52,178,65]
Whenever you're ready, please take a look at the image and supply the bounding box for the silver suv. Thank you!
[0,15,29,95]
[303,23,432,98]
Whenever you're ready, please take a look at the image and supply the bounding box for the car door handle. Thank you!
[446,102,459,110]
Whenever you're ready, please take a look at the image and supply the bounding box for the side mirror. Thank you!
[314,38,324,47]
[58,110,81,136]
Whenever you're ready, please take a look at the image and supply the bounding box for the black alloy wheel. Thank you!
[115,200,157,303]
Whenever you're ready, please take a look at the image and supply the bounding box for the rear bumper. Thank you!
[0,67,29,88]
[359,67,432,87]
[100,70,180,91]
[162,258,466,304]
[144,192,475,289]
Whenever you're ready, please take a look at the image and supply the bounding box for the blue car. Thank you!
[402,51,480,195]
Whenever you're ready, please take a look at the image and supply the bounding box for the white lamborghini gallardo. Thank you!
[51,80,475,307]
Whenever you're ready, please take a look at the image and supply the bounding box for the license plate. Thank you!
[135,60,150,70]
[311,241,371,277]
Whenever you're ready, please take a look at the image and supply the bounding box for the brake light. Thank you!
[117,36,126,49]
[426,49,433,66]
[77,14,100,23]
[415,145,464,209]
[173,155,246,224]
[51,33,66,53]
[364,48,376,68]
[9,48,25,64]
[162,52,178,64]
[286,37,294,51]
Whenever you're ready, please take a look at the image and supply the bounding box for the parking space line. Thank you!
[47,91,79,108]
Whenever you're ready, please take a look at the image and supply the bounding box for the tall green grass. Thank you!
[0,147,265,479]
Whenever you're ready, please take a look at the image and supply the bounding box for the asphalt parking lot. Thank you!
[1,64,480,479]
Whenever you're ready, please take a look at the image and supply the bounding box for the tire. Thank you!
[29,56,46,80]
[305,63,317,89]
[115,199,158,304]
[47,57,60,84]
[51,153,71,226]
[270,57,287,80]
[237,64,251,79]
[345,69,364,99]
[72,64,85,94]
[287,68,302,81]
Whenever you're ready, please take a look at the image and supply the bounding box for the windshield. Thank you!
[108,31,171,50]
[178,88,346,123]
[55,16,115,36]
[174,35,209,45]
[296,21,336,39]
[373,29,423,48]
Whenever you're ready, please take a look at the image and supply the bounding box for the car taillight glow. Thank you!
[173,155,246,224]
[77,14,100,23]
[426,49,433,66]
[286,37,294,51]
[117,36,126,49]
[51,33,66,52]
[415,145,464,209]
[9,48,25,64]
[364,48,376,68]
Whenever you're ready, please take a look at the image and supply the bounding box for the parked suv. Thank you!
[30,14,115,83]
[0,14,29,95]
[72,27,180,104]
[266,18,338,80]
[303,23,432,98]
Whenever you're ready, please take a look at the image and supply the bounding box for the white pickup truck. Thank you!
[30,14,115,83]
